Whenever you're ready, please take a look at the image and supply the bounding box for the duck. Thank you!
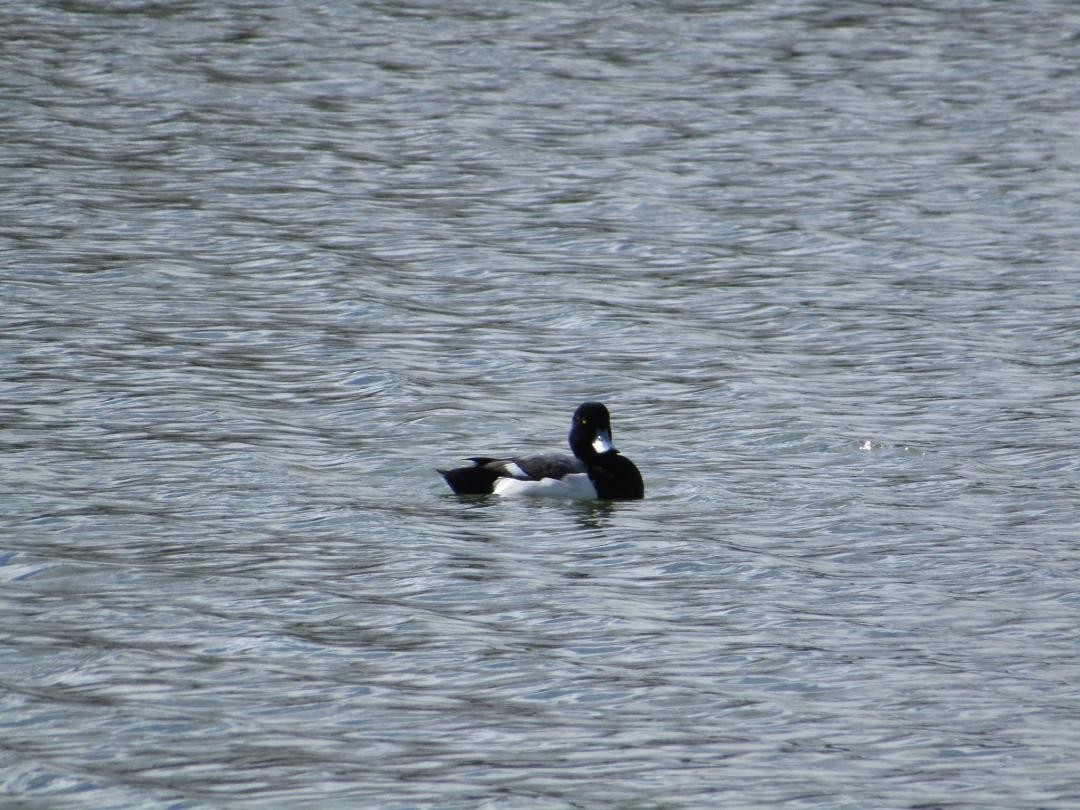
[438,401,644,500]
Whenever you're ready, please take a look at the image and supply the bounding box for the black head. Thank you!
[568,401,614,461]
[569,402,644,499]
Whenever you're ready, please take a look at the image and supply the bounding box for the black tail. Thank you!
[438,460,501,495]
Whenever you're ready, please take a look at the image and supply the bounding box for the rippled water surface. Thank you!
[3,1,1080,807]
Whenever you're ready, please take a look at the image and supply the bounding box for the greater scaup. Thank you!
[438,402,644,500]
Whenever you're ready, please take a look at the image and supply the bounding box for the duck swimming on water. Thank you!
[438,401,644,500]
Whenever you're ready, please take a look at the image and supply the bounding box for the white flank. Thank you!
[494,473,597,499]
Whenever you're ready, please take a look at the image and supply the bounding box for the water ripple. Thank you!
[3,1,1080,807]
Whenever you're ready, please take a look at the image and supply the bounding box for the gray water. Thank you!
[3,1,1080,807]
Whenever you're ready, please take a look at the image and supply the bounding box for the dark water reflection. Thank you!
[3,0,1080,807]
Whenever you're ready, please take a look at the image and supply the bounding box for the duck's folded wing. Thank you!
[479,453,584,481]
